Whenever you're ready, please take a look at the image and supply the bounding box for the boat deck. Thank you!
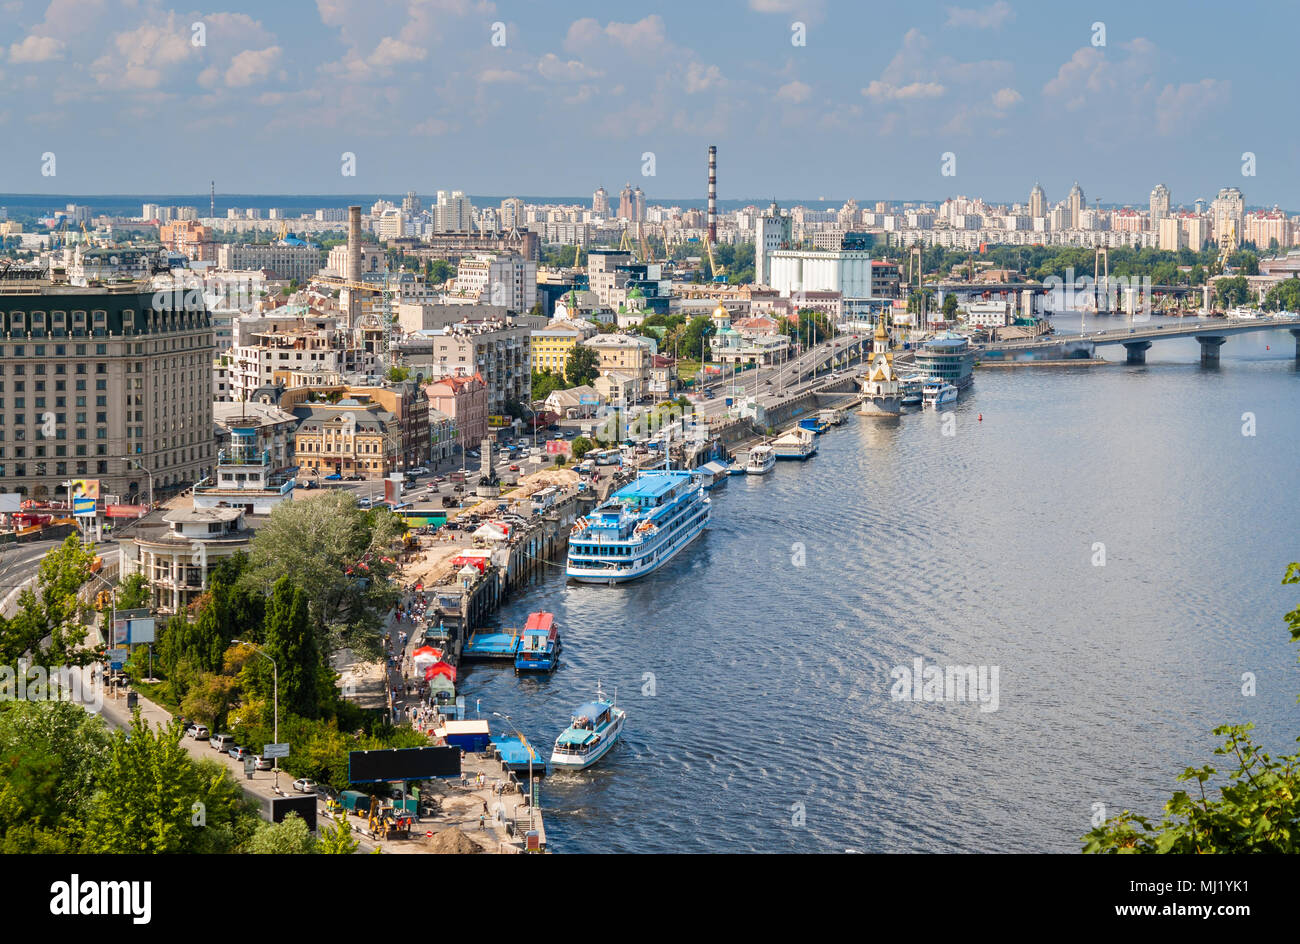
[491,736,547,776]
[463,628,521,660]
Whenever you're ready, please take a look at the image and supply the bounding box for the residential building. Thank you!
[0,284,214,503]
[453,254,537,312]
[584,334,653,388]
[400,320,530,413]
[122,506,252,614]
[293,404,398,480]
[216,243,326,283]
[1150,184,1170,224]
[531,324,587,376]
[424,373,489,449]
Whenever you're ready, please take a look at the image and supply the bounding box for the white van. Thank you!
[210,733,236,753]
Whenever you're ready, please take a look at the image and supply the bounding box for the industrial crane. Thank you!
[704,237,726,283]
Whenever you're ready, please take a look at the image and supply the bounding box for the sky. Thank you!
[1,0,1296,210]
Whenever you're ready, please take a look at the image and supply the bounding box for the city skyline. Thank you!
[2,1,1295,206]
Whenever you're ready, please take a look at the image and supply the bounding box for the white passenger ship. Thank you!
[565,470,711,584]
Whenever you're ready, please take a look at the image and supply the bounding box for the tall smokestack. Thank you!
[346,205,362,282]
[707,145,717,244]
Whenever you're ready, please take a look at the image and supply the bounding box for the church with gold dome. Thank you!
[858,317,901,416]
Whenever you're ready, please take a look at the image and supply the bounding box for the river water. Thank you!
[460,313,1300,853]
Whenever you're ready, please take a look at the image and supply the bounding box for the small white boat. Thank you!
[550,683,625,770]
[922,378,958,408]
[745,444,776,475]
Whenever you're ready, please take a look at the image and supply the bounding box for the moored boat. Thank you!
[745,443,776,474]
[514,611,561,673]
[550,683,625,770]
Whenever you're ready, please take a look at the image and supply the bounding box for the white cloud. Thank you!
[945,1,1014,29]
[991,87,1022,109]
[684,62,723,93]
[776,80,811,104]
[370,37,427,65]
[1155,79,1230,135]
[9,35,65,63]
[537,53,602,82]
[225,46,282,88]
[478,68,524,84]
[863,80,945,101]
[564,15,667,54]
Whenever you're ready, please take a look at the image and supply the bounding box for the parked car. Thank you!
[187,724,210,741]
[346,474,364,481]
[228,746,252,761]
[210,733,235,752]
[293,778,318,794]
[253,755,274,771]
[324,473,342,481]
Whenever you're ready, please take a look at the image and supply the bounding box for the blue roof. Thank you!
[924,336,969,349]
[573,701,608,720]
[614,471,690,500]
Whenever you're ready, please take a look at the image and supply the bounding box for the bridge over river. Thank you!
[980,315,1300,366]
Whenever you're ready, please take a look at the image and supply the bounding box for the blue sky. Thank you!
[2,0,1294,209]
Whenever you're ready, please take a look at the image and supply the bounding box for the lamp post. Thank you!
[492,711,535,831]
[86,569,118,695]
[119,456,154,509]
[233,639,279,794]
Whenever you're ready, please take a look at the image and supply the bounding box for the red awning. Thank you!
[424,661,457,682]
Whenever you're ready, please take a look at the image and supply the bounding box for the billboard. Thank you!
[270,795,317,831]
[73,497,97,518]
[0,493,20,514]
[112,609,156,645]
[384,478,401,505]
[348,746,460,783]
[69,478,100,500]
[105,504,148,519]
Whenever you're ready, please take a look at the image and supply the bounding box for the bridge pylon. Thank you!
[1195,335,1226,367]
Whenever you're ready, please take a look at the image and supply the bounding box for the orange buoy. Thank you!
[978,413,983,422]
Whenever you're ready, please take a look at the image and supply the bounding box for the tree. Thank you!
[85,713,252,854]
[317,817,360,854]
[565,344,600,387]
[0,535,100,668]
[531,369,565,402]
[1083,563,1300,853]
[385,365,411,383]
[571,436,595,460]
[262,576,321,718]
[247,812,315,854]
[941,294,959,320]
[1213,275,1249,308]
[243,492,403,658]
[1264,276,1300,312]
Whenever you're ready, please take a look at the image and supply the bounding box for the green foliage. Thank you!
[247,812,315,854]
[571,436,595,460]
[941,294,959,319]
[85,712,254,854]
[0,535,100,668]
[1263,276,1300,312]
[1213,275,1249,308]
[243,492,403,659]
[386,365,411,383]
[262,576,322,719]
[565,344,600,387]
[317,817,360,854]
[531,369,566,402]
[1083,563,1300,853]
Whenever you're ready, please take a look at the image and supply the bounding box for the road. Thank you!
[0,538,69,617]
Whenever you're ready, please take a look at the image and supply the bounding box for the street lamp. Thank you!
[119,456,154,509]
[492,711,536,831]
[233,639,280,794]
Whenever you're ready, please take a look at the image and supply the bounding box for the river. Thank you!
[460,313,1300,853]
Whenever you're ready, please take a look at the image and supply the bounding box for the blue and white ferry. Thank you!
[565,469,710,584]
[550,683,625,770]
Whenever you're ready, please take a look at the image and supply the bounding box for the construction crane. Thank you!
[277,220,289,241]
[317,274,396,363]
[1216,219,1237,274]
[704,237,726,283]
